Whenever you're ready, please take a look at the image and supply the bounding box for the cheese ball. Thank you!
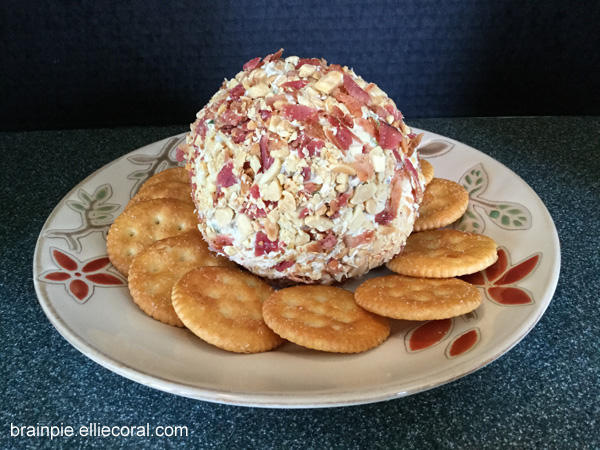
[181,50,425,284]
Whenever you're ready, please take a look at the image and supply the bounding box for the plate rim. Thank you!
[32,130,561,408]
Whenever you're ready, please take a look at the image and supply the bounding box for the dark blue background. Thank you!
[1,0,599,131]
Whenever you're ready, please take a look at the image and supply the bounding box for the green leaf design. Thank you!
[459,163,488,198]
[485,201,532,230]
[453,203,486,233]
[95,204,119,213]
[66,200,86,212]
[128,154,158,165]
[77,190,92,205]
[128,171,148,180]
[94,184,112,201]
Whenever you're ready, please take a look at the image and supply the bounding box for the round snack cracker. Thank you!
[128,230,237,327]
[386,229,498,278]
[413,178,469,232]
[139,167,189,191]
[355,275,482,321]
[419,158,434,185]
[262,286,390,353]
[128,181,193,208]
[172,267,283,353]
[107,198,198,277]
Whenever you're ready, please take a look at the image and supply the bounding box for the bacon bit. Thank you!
[265,94,286,110]
[320,233,337,250]
[326,116,355,151]
[296,58,321,69]
[375,171,404,225]
[282,104,318,122]
[343,230,375,248]
[373,105,389,120]
[175,146,185,162]
[327,64,344,73]
[212,235,234,254]
[260,134,273,172]
[264,48,283,62]
[274,260,295,272]
[280,79,308,90]
[351,154,374,182]
[255,231,279,256]
[216,161,236,188]
[304,117,327,140]
[304,182,319,194]
[306,139,324,157]
[405,158,424,202]
[392,148,403,162]
[338,191,351,207]
[258,109,272,121]
[331,106,354,128]
[378,122,403,150]
[385,104,403,122]
[375,210,394,225]
[243,57,262,71]
[343,74,371,105]
[355,117,377,138]
[299,207,311,218]
[333,90,364,116]
[195,119,208,138]
[229,84,246,100]
[327,258,342,274]
[216,109,243,129]
[249,184,260,199]
[302,166,311,180]
[407,132,424,157]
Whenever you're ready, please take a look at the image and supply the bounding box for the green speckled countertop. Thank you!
[1,117,599,449]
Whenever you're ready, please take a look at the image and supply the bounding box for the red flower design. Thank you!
[405,319,454,353]
[461,247,540,306]
[38,248,126,303]
[445,328,481,358]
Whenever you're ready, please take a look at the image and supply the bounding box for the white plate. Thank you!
[33,130,560,408]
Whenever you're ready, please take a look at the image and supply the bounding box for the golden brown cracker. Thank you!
[128,230,237,327]
[128,181,193,208]
[262,286,390,353]
[139,167,189,192]
[107,198,198,277]
[387,229,498,278]
[355,275,481,320]
[172,267,282,353]
[419,158,434,185]
[413,178,469,232]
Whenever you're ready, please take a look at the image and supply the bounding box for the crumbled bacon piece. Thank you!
[299,207,311,218]
[385,104,402,122]
[264,48,283,62]
[243,57,262,71]
[331,106,354,128]
[333,90,363,116]
[229,84,246,100]
[343,74,371,105]
[260,134,273,172]
[258,109,272,121]
[320,233,337,250]
[326,116,355,151]
[375,171,404,225]
[280,80,308,90]
[216,161,236,188]
[282,104,318,122]
[301,166,311,180]
[274,260,294,272]
[304,182,319,194]
[212,235,233,254]
[296,58,321,69]
[343,230,375,248]
[255,231,279,256]
[355,117,377,138]
[249,184,260,199]
[327,258,342,274]
[216,109,243,129]
[378,122,403,150]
